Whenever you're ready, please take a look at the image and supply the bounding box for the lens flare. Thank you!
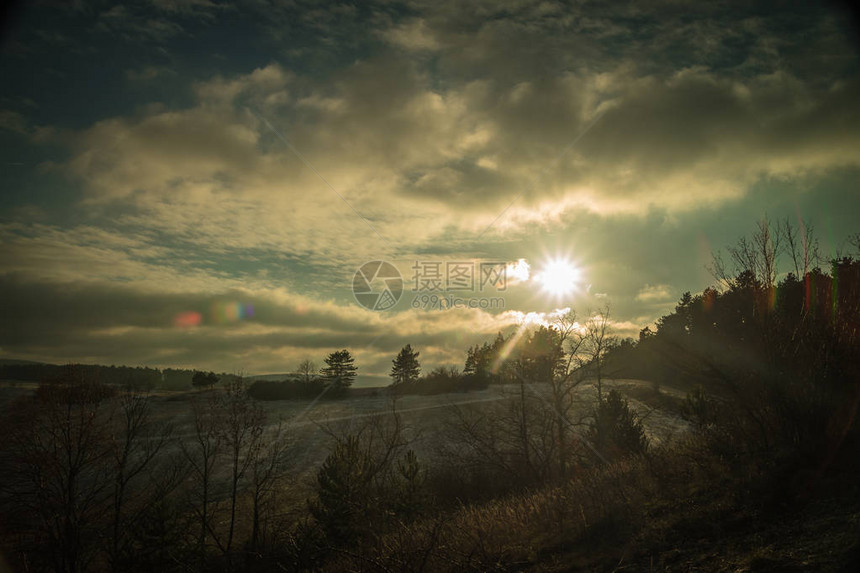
[210,301,254,324]
[174,311,203,328]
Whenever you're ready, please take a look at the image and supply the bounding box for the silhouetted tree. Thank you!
[310,434,372,546]
[310,409,407,545]
[394,449,426,519]
[296,359,317,384]
[321,350,357,393]
[587,388,648,461]
[181,395,222,565]
[249,420,290,549]
[576,306,615,401]
[390,344,421,388]
[3,366,115,573]
[214,378,265,554]
[547,310,591,479]
[107,389,171,570]
[464,332,511,384]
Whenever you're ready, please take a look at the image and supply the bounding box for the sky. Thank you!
[1,0,859,384]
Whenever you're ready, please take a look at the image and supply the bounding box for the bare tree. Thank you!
[781,217,820,278]
[510,356,536,482]
[214,377,266,553]
[575,306,615,402]
[107,389,171,570]
[2,367,115,573]
[182,394,223,565]
[439,313,613,489]
[297,359,317,384]
[549,310,589,478]
[439,381,560,492]
[127,451,190,570]
[711,217,784,291]
[249,420,290,550]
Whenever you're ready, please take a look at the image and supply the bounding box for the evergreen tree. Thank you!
[390,344,421,387]
[464,341,494,382]
[587,388,649,460]
[394,449,426,519]
[321,349,358,392]
[520,326,565,383]
[309,435,371,545]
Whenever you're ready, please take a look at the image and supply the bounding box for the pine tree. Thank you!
[587,388,649,460]
[320,349,358,392]
[309,435,372,545]
[394,449,426,519]
[390,344,421,388]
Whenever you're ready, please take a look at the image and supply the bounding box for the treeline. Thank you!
[389,336,522,394]
[0,362,223,391]
[611,255,860,391]
[601,220,860,460]
[398,366,489,394]
[388,310,615,398]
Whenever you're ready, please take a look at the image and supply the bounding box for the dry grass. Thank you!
[317,431,860,572]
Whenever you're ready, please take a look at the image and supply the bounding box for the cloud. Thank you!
[383,18,441,52]
[52,57,860,261]
[4,0,859,375]
[45,1,860,259]
[635,284,675,303]
[97,5,186,43]
[505,259,531,284]
[0,269,524,375]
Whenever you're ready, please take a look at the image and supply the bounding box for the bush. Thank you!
[396,366,488,395]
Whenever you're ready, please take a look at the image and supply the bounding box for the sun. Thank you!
[535,258,581,297]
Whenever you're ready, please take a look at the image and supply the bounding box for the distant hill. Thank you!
[0,358,52,366]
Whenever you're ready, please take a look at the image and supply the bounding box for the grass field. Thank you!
[1,377,690,489]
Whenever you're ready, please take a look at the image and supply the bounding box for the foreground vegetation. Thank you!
[1,220,858,572]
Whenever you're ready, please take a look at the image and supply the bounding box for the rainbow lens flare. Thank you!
[174,311,203,328]
[211,301,255,324]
